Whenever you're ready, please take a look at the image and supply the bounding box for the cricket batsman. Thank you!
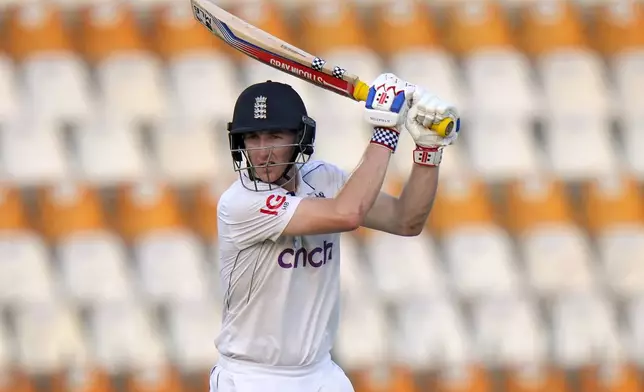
[211,73,460,392]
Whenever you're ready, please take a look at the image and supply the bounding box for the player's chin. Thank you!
[255,167,282,183]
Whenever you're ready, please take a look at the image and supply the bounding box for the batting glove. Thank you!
[405,87,460,167]
[364,73,416,153]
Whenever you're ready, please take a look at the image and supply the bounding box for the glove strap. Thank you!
[370,127,400,153]
[413,145,443,166]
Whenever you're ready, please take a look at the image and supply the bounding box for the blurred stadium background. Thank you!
[0,0,643,391]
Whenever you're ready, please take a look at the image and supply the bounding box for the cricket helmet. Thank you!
[227,80,316,190]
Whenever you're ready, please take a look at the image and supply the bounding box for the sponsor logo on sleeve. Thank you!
[259,194,287,216]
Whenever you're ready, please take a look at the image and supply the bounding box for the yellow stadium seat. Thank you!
[0,27,19,123]
[365,229,446,301]
[3,2,73,61]
[0,187,31,231]
[2,119,70,186]
[36,184,107,243]
[0,187,56,305]
[350,366,418,392]
[376,0,461,139]
[116,182,185,243]
[435,179,519,297]
[504,176,575,235]
[180,371,210,392]
[0,16,4,53]
[518,1,588,57]
[234,0,309,86]
[154,1,239,126]
[13,302,89,380]
[427,176,496,236]
[593,1,644,57]
[51,368,114,392]
[505,176,596,297]
[581,175,644,235]
[154,120,221,186]
[584,175,644,298]
[122,182,208,304]
[336,232,370,303]
[444,2,539,181]
[165,300,222,378]
[126,366,185,392]
[579,364,642,392]
[299,1,382,121]
[521,2,613,182]
[234,0,293,52]
[371,0,442,57]
[77,2,148,64]
[192,183,220,241]
[334,293,389,374]
[525,0,613,180]
[37,181,135,306]
[300,1,368,55]
[384,174,404,196]
[444,1,514,57]
[4,2,93,127]
[434,366,491,392]
[151,1,225,61]
[89,300,169,376]
[0,370,36,392]
[78,2,167,125]
[505,367,570,392]
[383,155,416,197]
[594,1,644,131]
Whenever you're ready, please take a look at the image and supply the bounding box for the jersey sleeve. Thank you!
[329,164,349,194]
[218,190,302,249]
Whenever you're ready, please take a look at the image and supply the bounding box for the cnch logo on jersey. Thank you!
[278,241,334,269]
[260,194,287,216]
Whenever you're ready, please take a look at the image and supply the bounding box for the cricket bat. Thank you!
[190,0,455,137]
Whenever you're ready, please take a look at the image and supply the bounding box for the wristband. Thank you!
[413,145,443,166]
[370,127,400,153]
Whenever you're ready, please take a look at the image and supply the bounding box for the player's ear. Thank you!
[299,115,316,155]
[229,133,244,162]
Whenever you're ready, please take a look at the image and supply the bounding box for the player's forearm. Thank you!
[335,144,392,225]
[395,163,440,235]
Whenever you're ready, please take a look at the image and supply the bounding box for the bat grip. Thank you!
[353,80,455,138]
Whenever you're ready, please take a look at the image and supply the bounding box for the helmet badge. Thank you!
[254,95,267,119]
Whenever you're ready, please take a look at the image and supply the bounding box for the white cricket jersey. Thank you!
[215,160,349,367]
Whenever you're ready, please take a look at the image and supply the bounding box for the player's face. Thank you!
[244,130,297,183]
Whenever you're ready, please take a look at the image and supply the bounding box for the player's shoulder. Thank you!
[300,159,346,181]
[217,179,288,218]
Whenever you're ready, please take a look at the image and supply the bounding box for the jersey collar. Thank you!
[240,164,308,194]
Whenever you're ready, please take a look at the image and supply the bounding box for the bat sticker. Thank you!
[192,3,214,33]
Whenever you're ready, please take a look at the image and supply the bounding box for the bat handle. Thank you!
[353,80,455,138]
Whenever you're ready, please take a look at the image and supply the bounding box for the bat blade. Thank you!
[189,0,454,137]
[190,0,369,102]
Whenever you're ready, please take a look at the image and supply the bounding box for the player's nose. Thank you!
[258,136,270,149]
[254,140,272,162]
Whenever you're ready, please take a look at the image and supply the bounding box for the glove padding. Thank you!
[364,73,416,129]
[405,88,460,148]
